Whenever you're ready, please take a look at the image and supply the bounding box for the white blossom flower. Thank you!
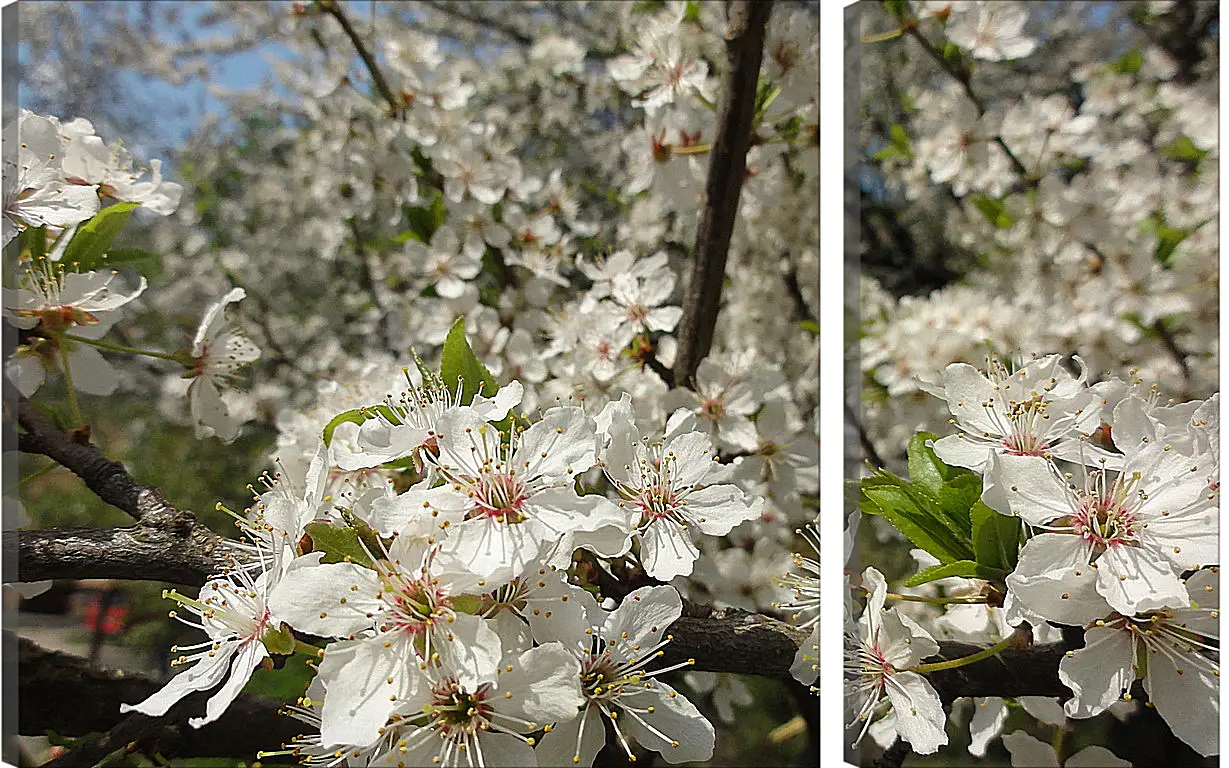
[945,1,1038,61]
[929,354,1108,474]
[845,568,948,755]
[342,374,523,472]
[430,406,633,579]
[121,567,280,728]
[1058,568,1219,757]
[2,112,100,246]
[600,406,763,581]
[534,585,715,766]
[4,263,147,396]
[1002,730,1131,767]
[366,642,584,768]
[998,436,1217,620]
[188,287,261,442]
[267,537,501,746]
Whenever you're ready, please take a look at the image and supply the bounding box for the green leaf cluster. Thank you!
[872,123,914,162]
[859,432,1021,588]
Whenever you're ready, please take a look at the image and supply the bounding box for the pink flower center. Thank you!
[470,471,529,523]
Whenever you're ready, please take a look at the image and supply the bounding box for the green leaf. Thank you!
[401,192,447,245]
[883,0,910,20]
[935,473,983,535]
[440,317,498,406]
[969,195,1017,230]
[971,501,1021,573]
[62,202,141,270]
[19,225,48,261]
[753,76,783,123]
[1141,215,1193,267]
[903,560,1006,588]
[303,522,374,567]
[1110,47,1143,75]
[907,431,949,497]
[799,319,819,335]
[450,594,483,616]
[889,122,910,148]
[104,247,163,278]
[241,651,317,699]
[682,0,702,23]
[322,408,374,447]
[861,480,973,564]
[1162,135,1209,164]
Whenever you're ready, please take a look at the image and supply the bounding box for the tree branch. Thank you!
[16,635,305,764]
[11,391,247,582]
[321,0,403,114]
[672,0,773,388]
[12,528,233,587]
[13,395,164,524]
[659,601,809,681]
[926,639,1072,703]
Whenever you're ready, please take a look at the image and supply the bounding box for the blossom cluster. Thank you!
[857,0,1217,461]
[11,3,820,763]
[849,354,1219,762]
[120,365,791,765]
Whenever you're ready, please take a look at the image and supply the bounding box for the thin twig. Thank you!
[321,0,403,114]
[900,21,1034,182]
[673,0,774,388]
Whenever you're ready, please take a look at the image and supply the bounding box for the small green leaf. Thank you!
[303,522,374,567]
[971,501,1021,573]
[402,192,447,245]
[322,408,374,446]
[861,481,972,564]
[62,202,142,270]
[883,0,910,20]
[1162,135,1209,164]
[450,594,483,615]
[799,319,819,335]
[241,651,317,699]
[104,247,163,278]
[969,194,1017,230]
[1109,47,1143,75]
[903,560,1006,588]
[440,317,498,406]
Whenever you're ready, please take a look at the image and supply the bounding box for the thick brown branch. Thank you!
[16,635,305,764]
[11,528,233,587]
[927,639,1072,703]
[673,0,773,387]
[660,601,808,680]
[12,392,248,582]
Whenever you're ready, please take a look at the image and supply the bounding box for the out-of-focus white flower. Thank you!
[945,1,1038,61]
[4,264,147,396]
[187,287,261,442]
